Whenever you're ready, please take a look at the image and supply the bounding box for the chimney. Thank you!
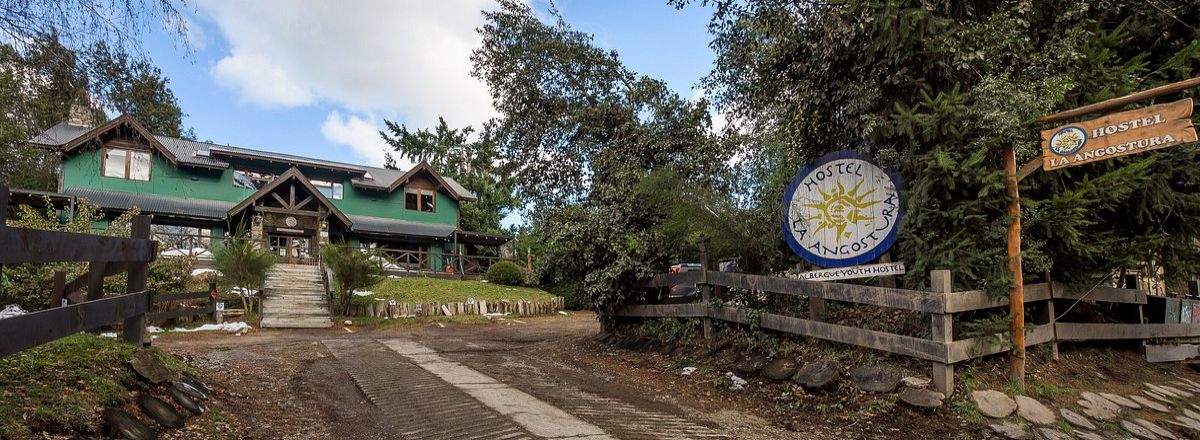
[67,103,97,128]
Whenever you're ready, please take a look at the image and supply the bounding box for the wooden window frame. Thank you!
[101,146,152,182]
[404,187,436,213]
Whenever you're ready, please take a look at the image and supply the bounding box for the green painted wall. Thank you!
[61,147,461,227]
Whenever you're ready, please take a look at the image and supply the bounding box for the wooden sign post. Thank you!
[1005,76,1200,390]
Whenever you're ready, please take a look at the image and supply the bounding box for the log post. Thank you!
[1042,272,1059,360]
[0,187,6,296]
[209,282,221,324]
[930,269,954,396]
[1003,144,1026,391]
[700,244,713,339]
[122,215,151,346]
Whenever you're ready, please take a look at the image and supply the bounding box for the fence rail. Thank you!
[620,264,1169,396]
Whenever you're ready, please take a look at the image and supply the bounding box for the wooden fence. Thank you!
[346,296,565,318]
[0,187,221,357]
[619,265,1172,396]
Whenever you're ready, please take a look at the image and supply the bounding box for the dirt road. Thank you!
[156,314,800,440]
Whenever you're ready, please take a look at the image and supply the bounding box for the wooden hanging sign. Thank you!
[1041,98,1197,171]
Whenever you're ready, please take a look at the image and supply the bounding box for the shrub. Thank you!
[212,227,275,313]
[486,261,524,286]
[320,242,382,315]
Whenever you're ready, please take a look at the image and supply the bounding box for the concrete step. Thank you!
[260,317,332,329]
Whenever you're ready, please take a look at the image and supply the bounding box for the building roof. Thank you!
[31,120,477,200]
[227,167,353,228]
[348,214,457,239]
[62,187,236,220]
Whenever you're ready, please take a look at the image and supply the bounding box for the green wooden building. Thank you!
[23,114,509,274]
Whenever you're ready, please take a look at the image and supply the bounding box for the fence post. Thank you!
[86,261,107,301]
[209,282,221,324]
[1190,280,1200,297]
[930,269,954,396]
[49,271,66,308]
[1042,272,1059,360]
[0,187,6,298]
[122,215,152,346]
[700,244,713,339]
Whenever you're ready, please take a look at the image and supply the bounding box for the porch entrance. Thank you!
[268,233,315,265]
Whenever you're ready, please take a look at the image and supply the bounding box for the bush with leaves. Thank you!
[211,227,274,314]
[486,261,524,286]
[320,242,382,315]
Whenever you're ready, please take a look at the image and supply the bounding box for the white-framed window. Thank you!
[404,188,435,212]
[103,147,151,181]
[311,179,344,200]
[233,169,277,189]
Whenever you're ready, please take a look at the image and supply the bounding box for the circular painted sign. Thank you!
[284,216,298,228]
[781,151,904,267]
[1048,126,1087,156]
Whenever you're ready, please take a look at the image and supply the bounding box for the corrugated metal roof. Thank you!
[347,214,456,239]
[63,187,235,220]
[31,122,477,199]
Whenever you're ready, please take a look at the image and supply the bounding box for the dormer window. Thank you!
[103,147,151,181]
[405,188,435,212]
[311,179,344,200]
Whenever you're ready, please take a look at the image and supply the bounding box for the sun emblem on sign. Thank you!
[803,179,881,242]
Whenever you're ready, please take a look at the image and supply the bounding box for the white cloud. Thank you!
[690,87,728,134]
[320,112,414,169]
[200,0,497,128]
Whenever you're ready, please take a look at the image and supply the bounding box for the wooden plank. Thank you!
[1038,76,1200,124]
[945,323,1056,363]
[642,270,701,288]
[0,292,149,357]
[86,261,108,302]
[123,216,151,345]
[0,226,156,264]
[1056,323,1200,340]
[944,283,1053,313]
[63,262,129,295]
[707,271,945,313]
[153,291,212,302]
[147,304,216,322]
[613,303,707,318]
[1053,284,1146,304]
[711,307,948,362]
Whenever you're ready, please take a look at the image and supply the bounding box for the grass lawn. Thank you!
[0,334,198,439]
[350,276,554,306]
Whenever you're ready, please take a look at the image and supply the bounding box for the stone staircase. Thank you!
[261,263,332,328]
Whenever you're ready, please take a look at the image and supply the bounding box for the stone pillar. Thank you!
[251,214,264,247]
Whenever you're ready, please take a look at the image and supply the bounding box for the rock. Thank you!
[761,358,799,381]
[129,349,174,384]
[1148,383,1192,399]
[712,350,740,366]
[1120,419,1159,440]
[700,341,730,358]
[734,354,769,375]
[898,388,944,408]
[640,339,663,353]
[1144,389,1175,405]
[174,380,208,401]
[1133,418,1180,440]
[1080,391,1123,413]
[989,421,1032,439]
[1074,431,1107,440]
[1100,392,1141,409]
[1013,395,1056,426]
[971,390,1017,419]
[850,365,899,393]
[1077,399,1117,421]
[901,376,931,389]
[1162,384,1196,398]
[1167,415,1200,432]
[168,386,204,415]
[343,319,352,326]
[104,408,156,440]
[658,343,678,355]
[792,360,841,390]
[1060,408,1096,430]
[180,376,210,396]
[1183,408,1200,421]
[1178,378,1200,390]
[1129,395,1170,413]
[138,393,185,429]
[1037,427,1072,440]
[725,372,747,390]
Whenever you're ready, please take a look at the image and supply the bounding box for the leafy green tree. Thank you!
[380,117,516,234]
[471,1,738,312]
[320,242,382,315]
[212,227,275,314]
[692,0,1200,293]
[86,42,188,138]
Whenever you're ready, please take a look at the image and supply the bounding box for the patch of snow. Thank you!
[167,322,253,333]
[0,304,28,319]
[191,268,219,277]
[682,367,698,376]
[483,312,511,317]
[557,311,569,315]
[726,372,747,390]
[353,290,374,296]
[147,326,165,333]
[230,287,259,297]
[99,332,118,338]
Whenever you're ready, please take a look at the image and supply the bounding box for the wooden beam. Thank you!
[707,271,945,313]
[1055,323,1200,340]
[62,262,129,296]
[0,292,149,357]
[713,308,948,362]
[945,323,1056,363]
[123,216,151,345]
[86,261,107,302]
[152,291,213,302]
[613,303,707,318]
[271,192,289,209]
[944,283,1053,313]
[0,227,155,264]
[147,304,216,322]
[1053,284,1146,304]
[1039,76,1200,124]
[1016,157,1043,182]
[294,195,313,211]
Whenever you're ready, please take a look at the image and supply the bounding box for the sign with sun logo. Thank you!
[782,151,903,268]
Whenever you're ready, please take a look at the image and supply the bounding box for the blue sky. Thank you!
[141,1,715,167]
[137,1,715,227]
